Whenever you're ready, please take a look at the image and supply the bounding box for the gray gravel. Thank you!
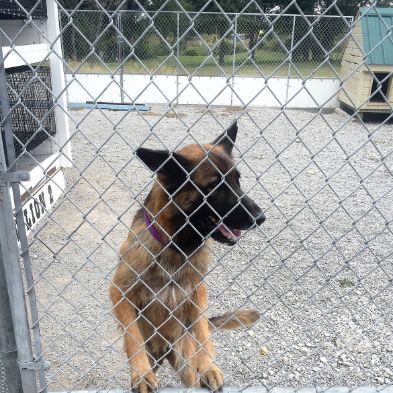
[27,105,393,391]
[0,360,7,393]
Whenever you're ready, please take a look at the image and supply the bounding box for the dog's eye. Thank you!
[204,180,221,194]
[205,184,216,193]
[228,169,241,182]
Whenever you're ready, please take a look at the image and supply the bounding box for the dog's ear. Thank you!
[212,121,238,154]
[136,147,192,180]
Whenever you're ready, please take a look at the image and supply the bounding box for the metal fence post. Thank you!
[0,43,38,393]
[117,10,125,103]
[0,246,23,393]
[286,15,296,104]
[0,36,48,392]
[230,16,237,106]
[176,12,180,106]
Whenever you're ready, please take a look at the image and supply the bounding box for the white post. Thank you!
[45,0,72,167]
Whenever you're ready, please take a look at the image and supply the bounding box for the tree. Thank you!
[320,0,393,16]
[58,0,391,15]
[59,0,391,67]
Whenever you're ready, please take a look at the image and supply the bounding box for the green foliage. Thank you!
[59,0,372,16]
[235,42,248,54]
[182,46,207,56]
[61,10,118,62]
[320,0,392,16]
[134,35,169,60]
[263,35,292,52]
[218,39,233,56]
[60,0,359,69]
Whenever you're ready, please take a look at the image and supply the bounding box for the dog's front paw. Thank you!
[131,369,159,393]
[199,363,224,392]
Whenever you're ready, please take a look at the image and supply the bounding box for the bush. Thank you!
[217,39,233,56]
[235,42,248,54]
[182,46,208,56]
[264,35,292,52]
[201,33,216,45]
[134,34,168,60]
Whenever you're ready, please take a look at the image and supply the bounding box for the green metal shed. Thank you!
[339,7,393,113]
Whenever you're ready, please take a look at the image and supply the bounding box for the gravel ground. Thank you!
[27,105,393,391]
[0,360,7,393]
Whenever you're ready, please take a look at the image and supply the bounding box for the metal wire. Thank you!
[0,0,393,392]
[59,9,352,80]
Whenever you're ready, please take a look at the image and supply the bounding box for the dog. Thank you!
[109,121,265,393]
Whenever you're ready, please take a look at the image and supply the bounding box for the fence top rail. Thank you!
[61,9,354,20]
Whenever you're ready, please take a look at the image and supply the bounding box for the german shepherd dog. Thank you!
[109,121,265,393]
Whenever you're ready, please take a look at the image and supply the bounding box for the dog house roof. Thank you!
[359,7,393,65]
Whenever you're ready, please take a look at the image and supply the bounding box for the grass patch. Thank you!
[65,48,342,78]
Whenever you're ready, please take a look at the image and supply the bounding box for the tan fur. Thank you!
[176,143,232,187]
[209,310,260,330]
[109,144,259,392]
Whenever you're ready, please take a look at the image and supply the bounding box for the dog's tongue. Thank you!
[218,224,241,241]
[233,229,241,237]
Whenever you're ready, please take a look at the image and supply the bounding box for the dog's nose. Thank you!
[255,212,266,225]
[241,195,265,226]
[250,206,265,226]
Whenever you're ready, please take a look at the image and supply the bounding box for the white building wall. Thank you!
[65,74,341,109]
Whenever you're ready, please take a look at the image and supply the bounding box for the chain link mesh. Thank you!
[59,10,352,77]
[0,0,393,392]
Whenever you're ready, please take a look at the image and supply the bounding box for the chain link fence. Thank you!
[1,1,393,393]
[60,10,352,78]
[0,361,7,393]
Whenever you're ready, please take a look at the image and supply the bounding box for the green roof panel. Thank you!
[360,7,393,65]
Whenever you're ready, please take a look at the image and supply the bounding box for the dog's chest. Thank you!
[141,265,197,310]
[135,246,211,312]
[159,281,192,310]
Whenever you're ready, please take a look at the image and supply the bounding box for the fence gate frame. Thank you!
[1,0,70,389]
[0,37,47,393]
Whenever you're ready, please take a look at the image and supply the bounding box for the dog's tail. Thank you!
[209,309,260,330]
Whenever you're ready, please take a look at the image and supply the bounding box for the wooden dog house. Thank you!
[339,7,393,114]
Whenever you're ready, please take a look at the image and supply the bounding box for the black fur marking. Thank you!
[212,121,238,154]
[141,127,265,255]
[137,148,193,189]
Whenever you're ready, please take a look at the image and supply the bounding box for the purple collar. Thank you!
[143,211,166,245]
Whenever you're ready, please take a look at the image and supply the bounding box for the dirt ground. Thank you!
[28,105,393,391]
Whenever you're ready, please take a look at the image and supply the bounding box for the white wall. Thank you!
[65,74,340,109]
[0,19,46,45]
